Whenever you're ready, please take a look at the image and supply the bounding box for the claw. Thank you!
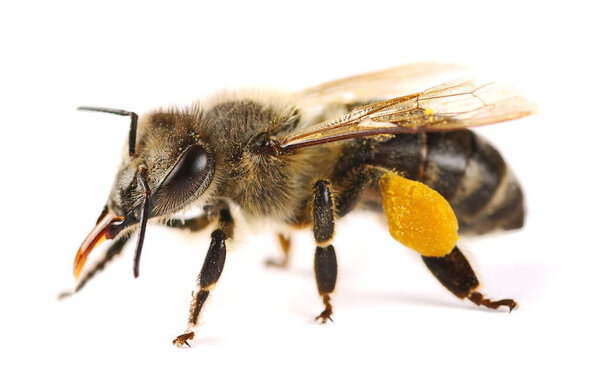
[315,294,334,323]
[173,331,195,348]
[57,290,74,300]
[315,310,334,324]
[468,291,517,312]
[264,257,289,268]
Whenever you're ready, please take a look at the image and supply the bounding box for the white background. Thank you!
[1,1,598,372]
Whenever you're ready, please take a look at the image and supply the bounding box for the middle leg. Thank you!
[313,180,337,323]
[309,169,376,323]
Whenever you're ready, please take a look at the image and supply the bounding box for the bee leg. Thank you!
[265,233,292,268]
[173,207,233,347]
[58,235,131,300]
[422,247,517,311]
[313,180,337,323]
[314,245,336,323]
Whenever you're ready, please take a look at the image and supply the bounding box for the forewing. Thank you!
[298,62,467,107]
[279,79,535,151]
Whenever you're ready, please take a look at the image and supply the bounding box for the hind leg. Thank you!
[265,233,292,268]
[422,247,517,311]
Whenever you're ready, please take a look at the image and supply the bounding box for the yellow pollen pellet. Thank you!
[378,172,459,257]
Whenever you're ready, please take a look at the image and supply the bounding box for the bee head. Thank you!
[73,107,216,279]
[109,110,216,218]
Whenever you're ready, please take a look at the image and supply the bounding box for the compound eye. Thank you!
[155,144,215,210]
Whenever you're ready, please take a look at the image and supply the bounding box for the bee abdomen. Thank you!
[423,131,524,235]
[370,131,524,236]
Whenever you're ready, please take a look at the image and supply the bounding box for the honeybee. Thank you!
[62,63,534,347]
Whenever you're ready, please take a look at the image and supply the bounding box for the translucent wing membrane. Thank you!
[279,79,535,151]
[298,62,466,106]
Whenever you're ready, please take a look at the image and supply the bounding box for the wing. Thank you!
[298,62,467,107]
[278,78,536,152]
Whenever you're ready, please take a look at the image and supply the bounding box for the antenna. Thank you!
[78,106,139,157]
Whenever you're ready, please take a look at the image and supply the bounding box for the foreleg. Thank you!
[172,205,234,347]
[58,235,131,299]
